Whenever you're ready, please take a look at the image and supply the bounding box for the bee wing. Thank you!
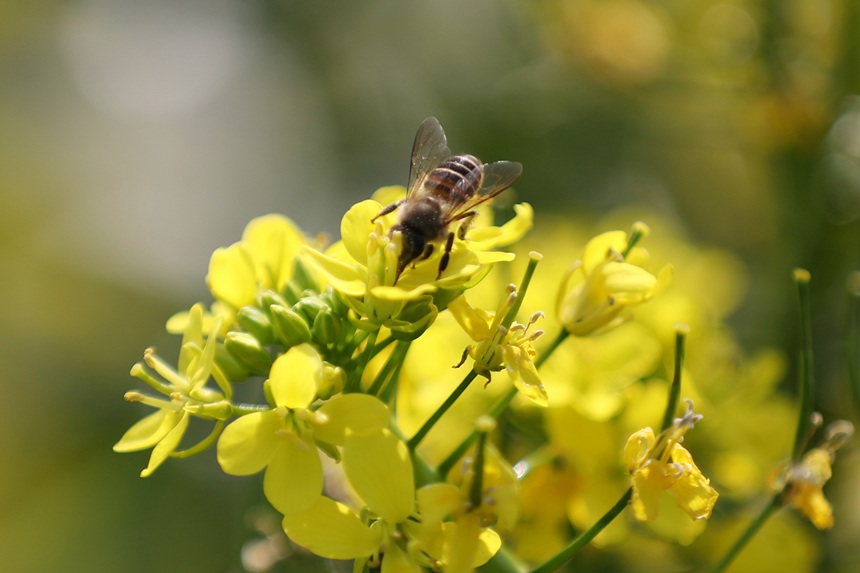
[408,117,450,196]
[445,160,523,221]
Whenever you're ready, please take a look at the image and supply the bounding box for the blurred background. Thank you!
[1,0,859,572]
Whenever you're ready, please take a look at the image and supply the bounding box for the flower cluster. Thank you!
[114,119,853,573]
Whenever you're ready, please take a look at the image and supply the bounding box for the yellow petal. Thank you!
[268,344,321,410]
[344,429,415,523]
[217,411,280,475]
[467,203,533,249]
[416,483,463,524]
[341,200,381,266]
[141,411,189,477]
[282,496,381,559]
[503,345,548,407]
[602,262,657,303]
[581,231,627,274]
[443,514,501,573]
[381,542,422,573]
[242,214,305,291]
[370,284,438,301]
[264,437,324,515]
[300,246,367,296]
[113,410,177,453]
[670,444,719,520]
[448,296,492,341]
[623,427,656,471]
[207,243,257,309]
[312,393,391,446]
[631,462,670,521]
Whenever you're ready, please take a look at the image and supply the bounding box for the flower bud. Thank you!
[214,344,252,382]
[389,296,438,341]
[317,363,346,400]
[236,306,276,345]
[269,304,313,347]
[312,308,343,345]
[259,289,290,312]
[293,296,328,322]
[225,331,274,375]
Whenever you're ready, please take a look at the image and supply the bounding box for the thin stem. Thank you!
[437,329,570,477]
[367,340,409,397]
[660,325,689,433]
[468,431,487,509]
[501,253,542,326]
[408,369,479,451]
[845,272,860,416]
[348,329,379,393]
[172,420,225,458]
[709,495,782,573]
[529,488,632,573]
[792,269,815,461]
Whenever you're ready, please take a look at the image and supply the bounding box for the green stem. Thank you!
[367,340,410,397]
[468,431,487,508]
[660,325,688,433]
[529,488,632,573]
[792,269,815,461]
[407,369,479,451]
[845,272,860,416]
[172,420,225,458]
[501,253,542,326]
[348,329,379,393]
[436,329,570,477]
[709,495,782,573]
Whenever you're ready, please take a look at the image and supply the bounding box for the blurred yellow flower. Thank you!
[624,400,718,522]
[558,223,671,337]
[770,420,854,530]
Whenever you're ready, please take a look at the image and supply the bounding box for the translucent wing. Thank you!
[444,160,523,222]
[408,117,450,196]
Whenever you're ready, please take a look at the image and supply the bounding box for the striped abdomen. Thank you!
[421,154,483,206]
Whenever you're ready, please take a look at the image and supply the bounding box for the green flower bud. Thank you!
[280,281,304,306]
[215,344,252,382]
[236,306,276,345]
[389,295,438,341]
[312,308,342,345]
[225,331,274,375]
[269,304,313,347]
[293,296,328,322]
[259,290,290,311]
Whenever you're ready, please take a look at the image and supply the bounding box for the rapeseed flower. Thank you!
[449,282,548,407]
[558,222,671,337]
[301,187,533,333]
[114,304,230,476]
[770,419,854,530]
[216,344,390,514]
[624,399,718,522]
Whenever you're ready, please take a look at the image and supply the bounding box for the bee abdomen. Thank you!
[423,154,483,203]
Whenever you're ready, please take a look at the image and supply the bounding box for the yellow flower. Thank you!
[558,222,671,337]
[448,284,548,407]
[114,304,230,476]
[624,400,718,522]
[216,344,390,515]
[281,428,421,566]
[300,187,533,332]
[167,214,308,335]
[770,420,854,530]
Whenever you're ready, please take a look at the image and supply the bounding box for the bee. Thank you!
[373,117,522,282]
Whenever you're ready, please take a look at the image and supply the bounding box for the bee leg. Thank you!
[436,232,455,279]
[372,200,404,222]
[453,210,478,239]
